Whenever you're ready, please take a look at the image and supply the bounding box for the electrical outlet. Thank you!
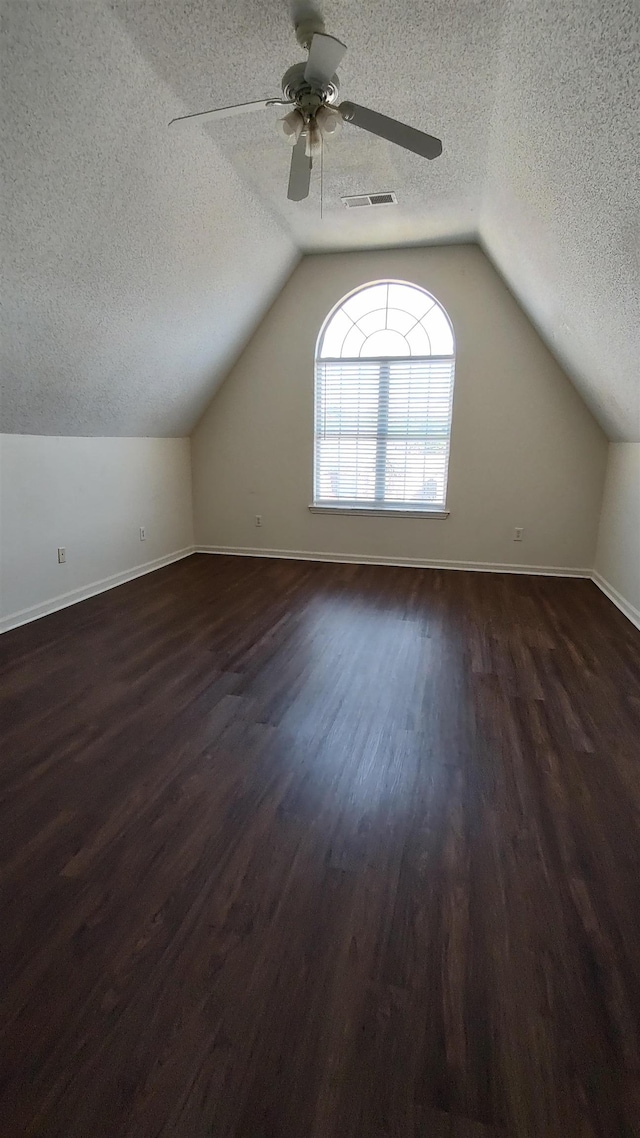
[57,547,66,564]
[139,527,146,541]
[514,527,524,542]
[255,515,262,528]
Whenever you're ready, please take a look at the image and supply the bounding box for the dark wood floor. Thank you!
[1,555,640,1136]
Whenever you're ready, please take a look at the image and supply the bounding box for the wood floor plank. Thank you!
[1,554,639,1136]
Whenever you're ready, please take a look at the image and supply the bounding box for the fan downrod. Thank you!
[294,17,325,50]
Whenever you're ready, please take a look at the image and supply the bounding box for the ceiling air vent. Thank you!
[342,191,398,208]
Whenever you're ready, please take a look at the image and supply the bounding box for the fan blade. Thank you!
[288,134,312,200]
[168,98,289,127]
[338,101,442,159]
[304,33,347,87]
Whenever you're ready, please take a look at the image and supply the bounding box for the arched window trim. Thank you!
[311,280,455,518]
[316,279,456,361]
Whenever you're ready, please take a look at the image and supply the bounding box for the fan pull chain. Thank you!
[320,129,324,220]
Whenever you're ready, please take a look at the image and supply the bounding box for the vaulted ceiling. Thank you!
[2,0,638,439]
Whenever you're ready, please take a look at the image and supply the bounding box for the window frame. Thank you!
[311,281,455,518]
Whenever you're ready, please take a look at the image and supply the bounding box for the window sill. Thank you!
[308,505,450,519]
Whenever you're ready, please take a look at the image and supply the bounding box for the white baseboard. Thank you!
[196,544,591,578]
[5,546,636,636]
[0,546,195,634]
[592,571,640,631]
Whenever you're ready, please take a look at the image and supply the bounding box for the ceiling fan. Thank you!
[168,15,442,203]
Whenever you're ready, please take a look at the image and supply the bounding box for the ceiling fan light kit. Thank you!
[168,16,442,203]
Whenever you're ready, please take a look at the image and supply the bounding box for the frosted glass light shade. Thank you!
[316,105,342,135]
[280,109,304,143]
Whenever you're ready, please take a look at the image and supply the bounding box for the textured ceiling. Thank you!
[0,1,298,436]
[482,0,640,441]
[112,0,503,252]
[1,0,638,439]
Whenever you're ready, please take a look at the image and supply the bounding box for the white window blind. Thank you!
[314,356,455,509]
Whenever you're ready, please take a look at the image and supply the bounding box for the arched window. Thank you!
[313,281,455,513]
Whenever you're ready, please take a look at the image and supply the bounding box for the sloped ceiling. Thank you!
[1,0,638,439]
[482,0,639,442]
[0,0,298,436]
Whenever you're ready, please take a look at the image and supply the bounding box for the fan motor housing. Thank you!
[281,62,339,109]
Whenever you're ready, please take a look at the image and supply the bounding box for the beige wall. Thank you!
[192,245,607,572]
[0,435,193,629]
[594,443,640,627]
